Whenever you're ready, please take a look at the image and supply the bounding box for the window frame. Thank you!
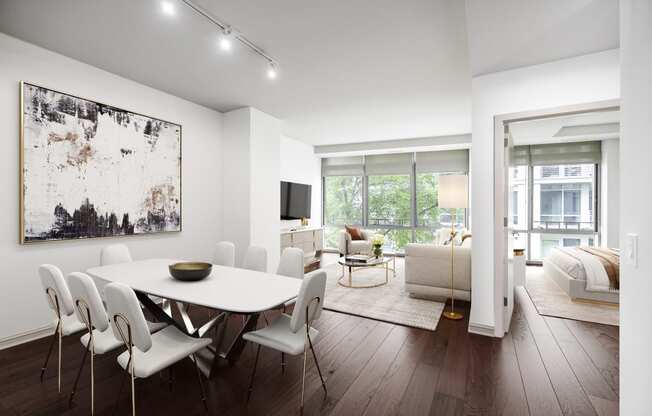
[508,162,601,264]
[321,153,469,252]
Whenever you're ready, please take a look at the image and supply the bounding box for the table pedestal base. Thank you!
[136,291,259,379]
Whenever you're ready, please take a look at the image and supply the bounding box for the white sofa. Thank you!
[338,229,373,257]
[404,235,472,301]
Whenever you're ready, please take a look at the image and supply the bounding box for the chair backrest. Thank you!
[104,283,152,352]
[243,245,267,272]
[67,272,110,332]
[290,270,327,333]
[277,247,304,279]
[38,264,75,317]
[214,241,236,267]
[100,244,132,266]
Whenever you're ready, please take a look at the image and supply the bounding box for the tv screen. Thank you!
[281,181,311,220]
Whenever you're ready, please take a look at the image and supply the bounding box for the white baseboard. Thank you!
[468,322,497,337]
[0,325,53,350]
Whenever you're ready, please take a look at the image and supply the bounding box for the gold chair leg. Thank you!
[57,325,62,393]
[300,345,308,411]
[68,340,90,407]
[40,321,60,382]
[247,345,261,403]
[91,349,94,415]
[307,333,327,394]
[130,358,135,416]
[281,352,286,374]
[113,358,130,416]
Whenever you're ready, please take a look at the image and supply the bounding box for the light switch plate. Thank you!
[626,233,638,268]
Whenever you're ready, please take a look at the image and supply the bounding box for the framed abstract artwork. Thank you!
[20,82,182,243]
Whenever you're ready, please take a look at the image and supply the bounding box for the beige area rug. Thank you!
[321,256,445,331]
[525,266,619,326]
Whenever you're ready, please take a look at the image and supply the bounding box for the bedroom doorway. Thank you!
[498,101,621,328]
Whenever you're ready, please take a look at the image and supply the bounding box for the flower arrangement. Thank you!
[372,234,384,258]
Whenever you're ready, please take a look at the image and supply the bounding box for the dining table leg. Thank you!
[223,313,259,363]
[135,290,262,379]
[135,291,190,336]
[206,312,260,379]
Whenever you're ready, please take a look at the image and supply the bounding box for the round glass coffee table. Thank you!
[337,255,395,288]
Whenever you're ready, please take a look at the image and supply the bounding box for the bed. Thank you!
[543,247,620,304]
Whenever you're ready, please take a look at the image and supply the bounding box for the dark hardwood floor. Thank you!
[0,287,618,415]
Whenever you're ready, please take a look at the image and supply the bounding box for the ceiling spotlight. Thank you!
[267,62,278,79]
[161,1,175,16]
[219,27,233,52]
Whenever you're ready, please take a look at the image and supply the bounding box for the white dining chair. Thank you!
[95,244,133,298]
[243,270,327,411]
[100,243,165,306]
[214,241,236,267]
[104,282,212,416]
[38,264,85,393]
[66,272,167,414]
[275,247,306,369]
[100,243,133,265]
[276,247,304,279]
[242,245,267,272]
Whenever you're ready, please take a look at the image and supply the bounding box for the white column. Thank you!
[222,108,281,270]
[621,1,652,414]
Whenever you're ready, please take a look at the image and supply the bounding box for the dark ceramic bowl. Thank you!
[169,262,212,281]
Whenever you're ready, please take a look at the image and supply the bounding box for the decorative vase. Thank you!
[373,245,382,258]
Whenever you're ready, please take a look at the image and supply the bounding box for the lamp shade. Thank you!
[438,174,468,209]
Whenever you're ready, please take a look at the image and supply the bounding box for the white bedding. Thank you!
[546,247,615,293]
[546,248,587,280]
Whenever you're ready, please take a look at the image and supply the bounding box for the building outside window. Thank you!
[507,141,601,263]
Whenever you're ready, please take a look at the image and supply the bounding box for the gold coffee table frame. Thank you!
[337,255,396,288]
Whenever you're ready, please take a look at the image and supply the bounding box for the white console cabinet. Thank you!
[280,227,323,256]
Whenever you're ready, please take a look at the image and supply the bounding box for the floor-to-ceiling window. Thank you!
[322,150,469,253]
[508,141,600,263]
[365,153,413,251]
[322,156,364,248]
[414,150,468,243]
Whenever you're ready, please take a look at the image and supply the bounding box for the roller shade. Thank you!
[510,146,531,166]
[365,153,413,175]
[511,141,601,166]
[415,149,469,173]
[321,156,364,176]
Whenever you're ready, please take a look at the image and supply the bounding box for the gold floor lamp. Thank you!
[438,174,468,321]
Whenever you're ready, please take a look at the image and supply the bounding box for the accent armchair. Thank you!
[338,229,373,257]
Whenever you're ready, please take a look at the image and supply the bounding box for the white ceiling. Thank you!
[510,110,620,146]
[465,0,619,76]
[0,0,620,145]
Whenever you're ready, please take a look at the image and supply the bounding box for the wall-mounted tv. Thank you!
[281,181,312,220]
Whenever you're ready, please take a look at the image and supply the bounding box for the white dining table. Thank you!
[86,258,302,377]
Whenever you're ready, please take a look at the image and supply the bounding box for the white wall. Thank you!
[471,50,620,336]
[222,108,252,266]
[280,136,322,229]
[0,33,223,344]
[620,1,652,413]
[222,107,281,271]
[601,138,620,248]
[250,109,281,271]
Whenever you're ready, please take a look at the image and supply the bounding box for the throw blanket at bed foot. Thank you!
[577,247,620,290]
